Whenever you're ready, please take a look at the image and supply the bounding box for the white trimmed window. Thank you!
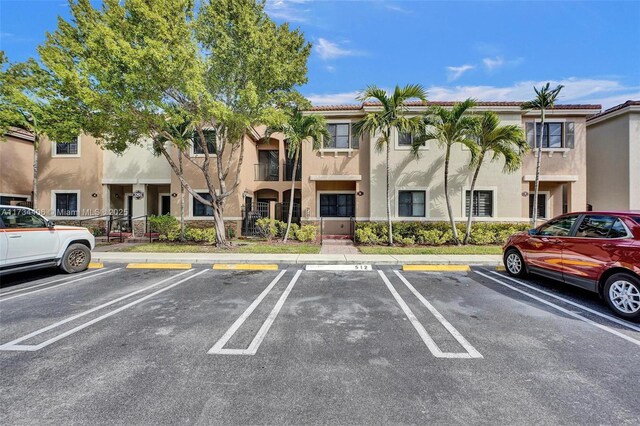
[191,130,217,155]
[192,192,213,217]
[525,122,575,149]
[324,123,359,149]
[54,192,79,217]
[465,190,494,217]
[398,190,425,217]
[53,137,80,157]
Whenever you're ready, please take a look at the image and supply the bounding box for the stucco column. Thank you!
[132,183,147,237]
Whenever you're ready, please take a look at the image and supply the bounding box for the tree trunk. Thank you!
[444,143,459,245]
[463,154,484,245]
[212,200,229,248]
[283,148,299,243]
[32,137,39,209]
[531,110,545,228]
[178,149,185,241]
[386,141,393,246]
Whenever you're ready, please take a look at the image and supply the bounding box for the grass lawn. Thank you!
[114,241,321,254]
[358,245,502,255]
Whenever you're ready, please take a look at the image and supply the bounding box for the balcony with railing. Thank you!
[284,159,302,181]
[254,162,280,181]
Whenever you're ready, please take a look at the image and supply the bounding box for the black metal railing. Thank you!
[350,216,356,243]
[254,163,280,181]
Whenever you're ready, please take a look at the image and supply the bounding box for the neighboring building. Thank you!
[15,100,600,238]
[0,128,34,206]
[586,100,640,211]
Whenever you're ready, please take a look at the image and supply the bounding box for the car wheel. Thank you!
[504,248,527,278]
[604,273,640,321]
[60,243,91,274]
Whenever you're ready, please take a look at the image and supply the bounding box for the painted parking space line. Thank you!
[0,268,106,297]
[403,265,471,272]
[209,270,301,355]
[213,264,278,271]
[127,263,192,269]
[0,268,121,302]
[378,271,482,359]
[487,270,640,333]
[475,271,640,347]
[305,264,372,271]
[394,271,483,358]
[0,269,199,351]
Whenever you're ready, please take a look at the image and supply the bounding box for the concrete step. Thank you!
[321,239,355,246]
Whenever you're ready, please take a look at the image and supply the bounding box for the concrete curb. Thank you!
[91,252,503,266]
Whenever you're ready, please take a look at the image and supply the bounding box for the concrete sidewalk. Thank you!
[91,251,502,266]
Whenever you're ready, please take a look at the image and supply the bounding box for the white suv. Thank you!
[0,205,95,275]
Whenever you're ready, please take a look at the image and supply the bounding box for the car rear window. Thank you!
[631,216,640,225]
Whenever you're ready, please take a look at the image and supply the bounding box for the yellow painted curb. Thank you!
[213,264,278,271]
[403,264,471,272]
[126,263,192,269]
[495,265,506,272]
[88,262,104,269]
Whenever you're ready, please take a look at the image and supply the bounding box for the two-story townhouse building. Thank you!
[586,100,640,211]
[4,100,600,240]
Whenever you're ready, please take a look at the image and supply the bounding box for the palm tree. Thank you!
[521,83,564,227]
[463,112,528,244]
[265,109,329,242]
[413,98,477,245]
[354,84,427,245]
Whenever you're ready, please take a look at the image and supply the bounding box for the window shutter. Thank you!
[525,122,535,148]
[565,122,575,149]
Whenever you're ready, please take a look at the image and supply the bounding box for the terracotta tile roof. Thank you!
[5,127,35,142]
[587,100,640,121]
[309,101,601,112]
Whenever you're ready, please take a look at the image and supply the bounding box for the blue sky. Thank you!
[2,0,639,108]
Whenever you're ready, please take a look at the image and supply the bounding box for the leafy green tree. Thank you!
[354,84,427,245]
[521,83,564,227]
[413,98,477,245]
[0,53,81,208]
[265,108,329,242]
[463,112,528,244]
[37,0,310,246]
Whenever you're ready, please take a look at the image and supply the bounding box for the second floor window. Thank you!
[56,139,78,155]
[525,122,575,149]
[398,132,413,146]
[325,123,359,149]
[193,130,217,155]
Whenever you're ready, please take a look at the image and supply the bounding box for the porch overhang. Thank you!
[309,175,362,181]
[523,175,578,182]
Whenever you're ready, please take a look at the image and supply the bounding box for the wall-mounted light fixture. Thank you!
[91,193,98,198]
[114,193,121,199]
[171,192,178,197]
[357,191,364,196]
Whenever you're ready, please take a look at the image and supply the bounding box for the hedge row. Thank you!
[355,221,530,246]
[255,218,317,242]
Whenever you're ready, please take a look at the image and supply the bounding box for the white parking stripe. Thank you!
[378,271,481,359]
[209,270,302,355]
[0,268,121,302]
[0,269,208,351]
[488,271,640,333]
[394,270,483,358]
[475,271,640,347]
[0,269,104,297]
[0,269,195,351]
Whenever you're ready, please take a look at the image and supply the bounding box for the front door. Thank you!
[521,214,579,280]
[126,195,133,231]
[160,195,171,215]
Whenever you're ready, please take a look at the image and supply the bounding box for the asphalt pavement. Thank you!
[1,264,639,425]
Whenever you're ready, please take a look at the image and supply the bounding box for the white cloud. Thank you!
[482,56,523,71]
[265,0,309,22]
[325,65,336,73]
[315,38,359,60]
[304,78,639,109]
[306,91,360,105]
[446,64,475,82]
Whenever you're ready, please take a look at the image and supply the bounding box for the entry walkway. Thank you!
[320,239,359,255]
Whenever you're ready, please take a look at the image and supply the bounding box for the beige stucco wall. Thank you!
[369,112,525,221]
[586,114,630,210]
[37,134,104,219]
[628,112,640,210]
[0,135,33,199]
[102,139,171,183]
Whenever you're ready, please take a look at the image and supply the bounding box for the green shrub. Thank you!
[89,226,105,237]
[416,229,446,245]
[149,214,179,236]
[255,218,278,239]
[355,227,380,245]
[295,225,317,242]
[184,227,216,243]
[393,234,415,245]
[468,227,495,245]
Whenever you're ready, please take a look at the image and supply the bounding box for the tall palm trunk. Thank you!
[283,147,299,242]
[178,149,185,241]
[386,140,393,245]
[463,153,484,245]
[531,110,545,227]
[444,143,459,245]
[32,137,39,209]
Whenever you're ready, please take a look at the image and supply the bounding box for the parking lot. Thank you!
[1,264,639,425]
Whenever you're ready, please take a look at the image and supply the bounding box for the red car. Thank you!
[503,211,640,320]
